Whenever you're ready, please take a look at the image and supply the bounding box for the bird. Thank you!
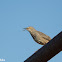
[24,26,51,45]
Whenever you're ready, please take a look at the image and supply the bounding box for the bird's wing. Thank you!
[37,31,51,41]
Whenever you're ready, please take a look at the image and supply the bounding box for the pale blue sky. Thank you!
[0,0,62,62]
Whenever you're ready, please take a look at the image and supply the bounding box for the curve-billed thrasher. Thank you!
[24,26,51,45]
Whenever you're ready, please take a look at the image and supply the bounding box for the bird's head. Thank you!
[24,26,36,32]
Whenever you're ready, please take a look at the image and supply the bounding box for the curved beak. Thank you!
[23,28,27,30]
[23,28,27,31]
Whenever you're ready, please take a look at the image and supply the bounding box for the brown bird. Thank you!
[24,26,51,45]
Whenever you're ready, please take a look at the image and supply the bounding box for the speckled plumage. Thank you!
[25,27,51,45]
